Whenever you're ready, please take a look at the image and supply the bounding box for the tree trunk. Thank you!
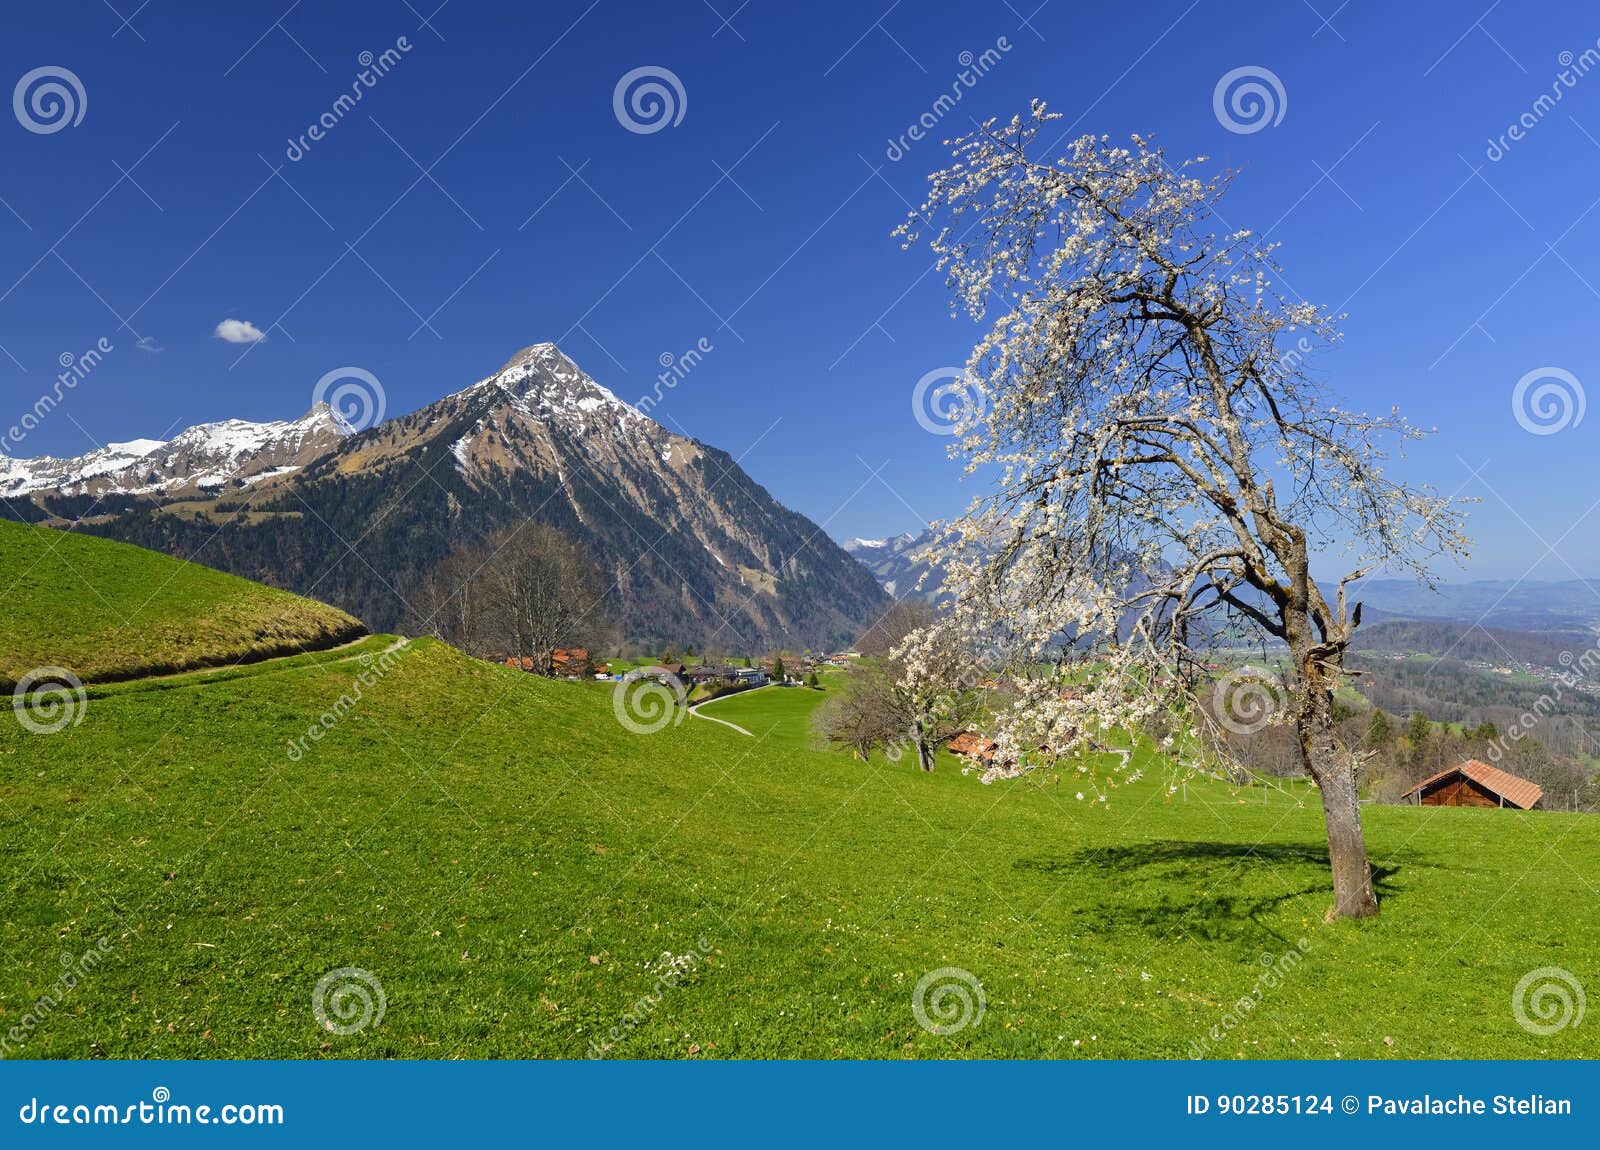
[1303,717,1380,919]
[915,737,936,772]
[1313,755,1379,919]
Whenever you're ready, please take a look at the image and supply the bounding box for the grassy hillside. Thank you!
[691,683,832,749]
[0,520,364,688]
[2,630,1596,1059]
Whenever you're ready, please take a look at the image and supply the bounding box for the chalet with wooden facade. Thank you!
[1402,759,1544,810]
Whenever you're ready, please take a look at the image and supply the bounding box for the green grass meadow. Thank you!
[3,632,1597,1059]
[0,520,363,689]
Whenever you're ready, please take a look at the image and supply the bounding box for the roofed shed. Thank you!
[1401,759,1543,810]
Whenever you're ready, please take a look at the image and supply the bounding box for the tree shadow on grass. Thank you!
[1014,841,1408,945]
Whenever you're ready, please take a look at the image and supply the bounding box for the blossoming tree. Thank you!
[897,106,1469,919]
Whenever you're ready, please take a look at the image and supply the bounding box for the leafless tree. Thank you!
[407,523,614,673]
[482,524,613,673]
[405,550,491,655]
[857,600,935,658]
[812,663,899,760]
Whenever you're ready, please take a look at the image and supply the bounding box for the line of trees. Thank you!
[405,523,615,673]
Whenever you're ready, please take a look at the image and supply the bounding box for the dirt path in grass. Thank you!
[69,634,402,697]
[687,683,774,737]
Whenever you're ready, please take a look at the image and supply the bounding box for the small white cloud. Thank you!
[214,318,266,344]
[134,335,163,353]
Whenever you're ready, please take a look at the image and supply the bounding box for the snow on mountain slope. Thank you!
[0,406,350,499]
[844,529,942,600]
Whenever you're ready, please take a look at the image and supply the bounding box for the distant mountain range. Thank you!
[1354,578,1600,633]
[843,529,944,600]
[3,343,888,651]
[2,406,349,500]
[842,531,1600,640]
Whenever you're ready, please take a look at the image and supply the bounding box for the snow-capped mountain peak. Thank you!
[843,528,945,601]
[842,531,917,555]
[467,341,650,433]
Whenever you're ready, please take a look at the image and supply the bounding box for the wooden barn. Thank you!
[1402,759,1543,810]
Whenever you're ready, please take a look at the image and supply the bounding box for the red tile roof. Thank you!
[946,732,998,760]
[1402,759,1544,810]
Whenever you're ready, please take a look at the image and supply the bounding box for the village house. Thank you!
[501,649,607,679]
[634,663,687,687]
[551,648,596,678]
[946,731,1000,762]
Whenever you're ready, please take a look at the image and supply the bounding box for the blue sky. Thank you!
[3,0,1600,580]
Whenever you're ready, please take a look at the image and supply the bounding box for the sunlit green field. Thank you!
[0,520,362,689]
[690,682,832,749]
[3,633,1596,1059]
[2,528,1596,1060]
